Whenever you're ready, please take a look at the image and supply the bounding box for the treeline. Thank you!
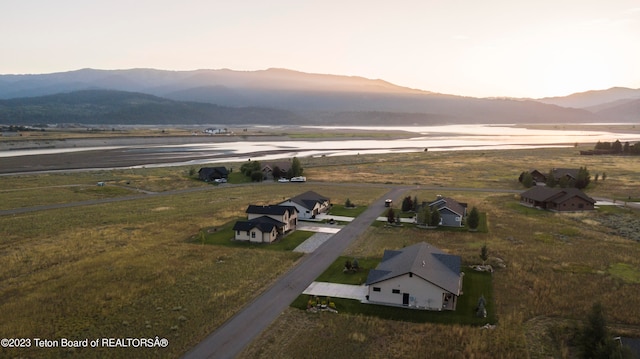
[581,140,640,155]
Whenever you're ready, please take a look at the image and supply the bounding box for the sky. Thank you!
[1,0,639,98]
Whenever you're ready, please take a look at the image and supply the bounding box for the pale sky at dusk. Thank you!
[2,0,639,98]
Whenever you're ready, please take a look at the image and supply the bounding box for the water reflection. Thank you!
[2,125,639,170]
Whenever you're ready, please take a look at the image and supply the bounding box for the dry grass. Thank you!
[0,183,385,358]
[2,145,640,358]
[242,189,640,358]
[302,146,640,198]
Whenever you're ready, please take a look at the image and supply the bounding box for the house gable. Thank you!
[279,191,330,219]
[366,242,462,295]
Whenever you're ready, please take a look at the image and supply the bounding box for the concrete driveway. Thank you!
[303,282,367,301]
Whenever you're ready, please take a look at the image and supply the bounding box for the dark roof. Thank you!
[262,161,291,173]
[246,205,297,215]
[366,242,462,295]
[520,187,595,204]
[198,167,229,179]
[551,168,580,180]
[287,191,330,210]
[232,216,285,232]
[429,197,467,217]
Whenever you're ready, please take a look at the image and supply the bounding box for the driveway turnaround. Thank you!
[182,187,409,359]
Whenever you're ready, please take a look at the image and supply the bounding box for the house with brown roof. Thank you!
[525,168,581,185]
[365,242,463,310]
[262,161,291,180]
[520,187,596,211]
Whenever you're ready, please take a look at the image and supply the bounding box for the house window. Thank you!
[392,289,400,294]
[251,232,256,239]
[373,287,381,292]
[236,230,240,235]
[409,273,413,278]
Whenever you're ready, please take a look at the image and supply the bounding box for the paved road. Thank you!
[182,186,409,359]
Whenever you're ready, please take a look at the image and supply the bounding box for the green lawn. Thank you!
[314,256,380,285]
[292,264,495,325]
[193,220,315,251]
[327,204,368,217]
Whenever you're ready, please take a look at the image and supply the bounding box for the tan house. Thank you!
[232,204,298,243]
[232,217,285,243]
[245,205,298,232]
[279,191,330,220]
[366,242,463,311]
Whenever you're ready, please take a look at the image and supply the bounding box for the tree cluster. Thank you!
[270,157,304,180]
[574,302,633,358]
[594,140,640,155]
[240,160,263,182]
[343,258,360,273]
[416,204,441,227]
[519,167,591,189]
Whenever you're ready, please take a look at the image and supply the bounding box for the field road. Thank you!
[181,186,409,359]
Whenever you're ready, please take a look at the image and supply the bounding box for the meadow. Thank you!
[1,145,639,358]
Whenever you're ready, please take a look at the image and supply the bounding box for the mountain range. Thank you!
[0,68,638,125]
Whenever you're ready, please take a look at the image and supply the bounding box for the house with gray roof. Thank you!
[422,196,467,227]
[520,187,595,212]
[198,167,229,182]
[365,242,463,310]
[232,216,286,243]
[279,191,330,219]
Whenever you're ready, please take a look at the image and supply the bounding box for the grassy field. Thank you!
[1,145,640,358]
[0,182,385,358]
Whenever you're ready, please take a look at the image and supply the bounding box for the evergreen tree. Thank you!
[401,196,413,212]
[468,207,480,230]
[272,165,282,179]
[386,208,395,224]
[546,169,557,187]
[612,139,623,153]
[291,157,303,177]
[575,166,591,189]
[521,172,534,188]
[577,302,618,359]
[430,209,441,227]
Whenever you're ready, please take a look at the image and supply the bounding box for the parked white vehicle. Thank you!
[278,178,289,182]
[290,176,307,182]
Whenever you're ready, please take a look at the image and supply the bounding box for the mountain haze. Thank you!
[0,68,634,125]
